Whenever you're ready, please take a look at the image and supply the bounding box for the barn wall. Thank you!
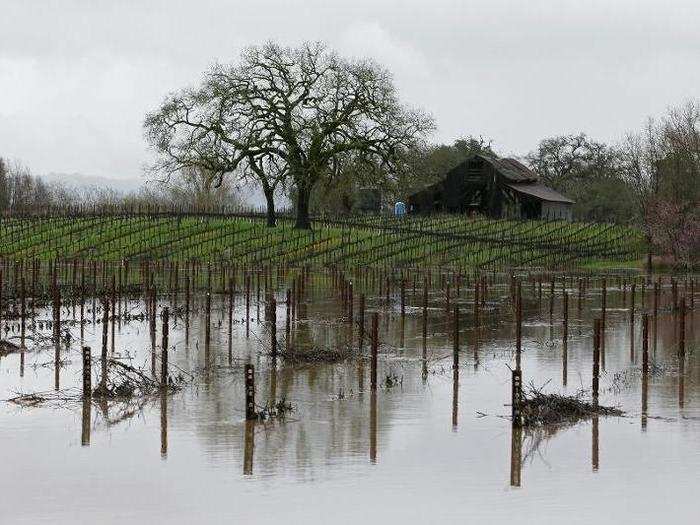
[541,201,573,221]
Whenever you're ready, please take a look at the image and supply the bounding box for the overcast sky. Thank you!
[1,0,699,183]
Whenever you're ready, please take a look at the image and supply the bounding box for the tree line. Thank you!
[0,160,242,214]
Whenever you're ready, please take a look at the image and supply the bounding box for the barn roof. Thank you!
[481,155,539,183]
[506,182,575,204]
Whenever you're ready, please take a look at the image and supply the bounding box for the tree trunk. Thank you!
[295,185,312,230]
[263,188,277,227]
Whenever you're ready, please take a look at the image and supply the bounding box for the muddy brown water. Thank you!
[0,275,697,524]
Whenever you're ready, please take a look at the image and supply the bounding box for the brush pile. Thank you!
[520,384,623,427]
[278,342,359,363]
[92,359,188,399]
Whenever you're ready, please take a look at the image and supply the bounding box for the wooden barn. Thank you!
[407,153,574,221]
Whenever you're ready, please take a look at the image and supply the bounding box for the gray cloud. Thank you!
[1,0,699,181]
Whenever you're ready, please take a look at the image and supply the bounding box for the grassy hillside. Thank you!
[0,213,645,270]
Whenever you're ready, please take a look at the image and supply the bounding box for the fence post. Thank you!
[512,369,522,426]
[270,296,277,359]
[245,364,256,420]
[453,305,459,370]
[161,307,169,386]
[371,312,378,391]
[593,319,601,403]
[82,346,91,398]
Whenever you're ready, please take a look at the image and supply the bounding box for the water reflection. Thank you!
[0,272,697,523]
[510,424,522,487]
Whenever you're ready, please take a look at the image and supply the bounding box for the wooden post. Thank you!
[270,296,277,359]
[512,368,522,425]
[453,305,459,370]
[285,289,291,350]
[82,346,91,398]
[371,312,378,391]
[245,364,256,420]
[515,282,522,371]
[245,274,251,338]
[562,290,568,386]
[20,277,26,349]
[445,279,450,316]
[549,276,555,319]
[100,296,109,388]
[161,307,169,386]
[679,297,686,360]
[593,319,601,403]
[358,293,365,351]
[400,278,406,320]
[348,280,354,325]
[205,292,211,364]
[600,278,607,368]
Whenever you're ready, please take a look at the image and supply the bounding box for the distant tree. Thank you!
[144,42,433,229]
[526,133,634,222]
[0,157,9,211]
[619,100,700,267]
[158,166,241,210]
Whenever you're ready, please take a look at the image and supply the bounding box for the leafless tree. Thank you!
[619,100,700,268]
[144,41,434,228]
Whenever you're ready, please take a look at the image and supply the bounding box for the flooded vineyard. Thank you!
[0,261,697,524]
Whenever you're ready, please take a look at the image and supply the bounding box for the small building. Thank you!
[407,153,574,221]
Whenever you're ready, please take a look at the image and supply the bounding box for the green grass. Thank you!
[0,213,645,270]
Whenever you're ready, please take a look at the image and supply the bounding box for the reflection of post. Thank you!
[679,359,685,409]
[228,280,234,365]
[679,297,686,408]
[160,389,168,459]
[653,281,659,355]
[562,291,568,387]
[641,372,648,432]
[369,390,377,464]
[82,346,91,397]
[81,397,91,446]
[269,359,277,404]
[592,415,599,472]
[642,314,649,431]
[243,420,255,475]
[452,366,459,430]
[422,278,428,369]
[510,423,522,487]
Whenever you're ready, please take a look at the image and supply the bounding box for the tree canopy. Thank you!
[144,41,434,228]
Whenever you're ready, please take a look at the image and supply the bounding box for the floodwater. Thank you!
[0,274,697,524]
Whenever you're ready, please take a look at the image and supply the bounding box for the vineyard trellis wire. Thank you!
[0,207,645,271]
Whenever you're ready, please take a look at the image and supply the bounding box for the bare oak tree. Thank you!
[144,42,433,229]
